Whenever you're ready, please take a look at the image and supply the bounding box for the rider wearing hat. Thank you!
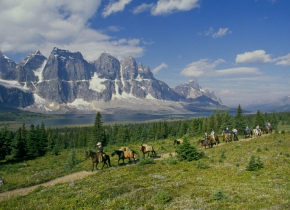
[96,142,104,162]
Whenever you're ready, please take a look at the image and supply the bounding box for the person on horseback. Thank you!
[266,122,271,131]
[225,127,230,134]
[205,133,208,145]
[96,142,104,163]
[211,129,215,141]
[256,125,260,133]
[246,125,250,132]
[232,128,238,140]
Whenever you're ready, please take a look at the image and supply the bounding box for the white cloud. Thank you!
[181,59,225,77]
[133,3,154,14]
[151,0,200,15]
[275,53,290,66]
[204,27,214,36]
[236,50,273,63]
[152,62,168,74]
[212,28,231,38]
[102,0,132,18]
[216,67,262,75]
[0,0,143,61]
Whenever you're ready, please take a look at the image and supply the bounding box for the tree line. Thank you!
[0,105,288,162]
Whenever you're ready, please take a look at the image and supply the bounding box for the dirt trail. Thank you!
[0,170,97,201]
[0,135,261,201]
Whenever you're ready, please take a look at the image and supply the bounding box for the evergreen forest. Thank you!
[0,105,289,162]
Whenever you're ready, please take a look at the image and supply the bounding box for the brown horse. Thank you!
[197,139,214,149]
[263,125,273,134]
[139,144,156,157]
[84,151,111,171]
[207,134,220,145]
[173,139,183,145]
[222,131,232,143]
[111,150,139,165]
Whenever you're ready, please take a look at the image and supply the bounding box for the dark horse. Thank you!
[244,130,252,138]
[84,151,111,171]
[139,144,156,157]
[197,139,213,149]
[111,150,138,165]
[173,139,182,145]
[263,125,273,134]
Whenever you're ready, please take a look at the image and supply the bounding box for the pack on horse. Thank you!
[173,139,183,145]
[263,125,273,134]
[222,131,232,143]
[139,144,156,157]
[244,129,252,138]
[84,150,111,171]
[111,148,139,165]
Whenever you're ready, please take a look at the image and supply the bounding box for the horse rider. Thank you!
[225,127,230,134]
[211,129,215,140]
[205,133,208,145]
[232,128,238,140]
[96,142,104,162]
[246,125,250,133]
[256,125,260,133]
[265,122,271,131]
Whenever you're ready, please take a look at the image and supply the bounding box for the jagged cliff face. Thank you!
[0,48,224,114]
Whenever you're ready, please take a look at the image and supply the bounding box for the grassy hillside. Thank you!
[0,133,290,209]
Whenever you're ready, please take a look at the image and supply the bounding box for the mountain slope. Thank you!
[0,48,225,114]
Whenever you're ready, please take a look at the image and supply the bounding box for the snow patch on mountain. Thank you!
[0,79,29,91]
[34,60,47,83]
[89,73,107,92]
[67,98,91,110]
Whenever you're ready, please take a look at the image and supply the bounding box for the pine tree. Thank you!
[26,124,38,157]
[234,104,246,134]
[90,112,105,148]
[253,110,265,129]
[215,109,222,132]
[221,110,233,131]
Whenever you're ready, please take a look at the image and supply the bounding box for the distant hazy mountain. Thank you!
[243,95,290,112]
[0,48,225,114]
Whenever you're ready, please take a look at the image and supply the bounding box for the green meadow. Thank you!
[0,133,289,209]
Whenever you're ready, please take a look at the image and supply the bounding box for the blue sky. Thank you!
[0,0,289,107]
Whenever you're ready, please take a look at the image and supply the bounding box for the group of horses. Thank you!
[84,144,157,171]
[244,125,273,139]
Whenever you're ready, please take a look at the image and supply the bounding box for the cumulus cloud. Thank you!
[236,50,273,63]
[152,62,168,74]
[181,59,264,78]
[275,53,290,66]
[216,67,262,75]
[181,59,225,77]
[212,28,231,38]
[0,0,143,61]
[200,27,231,38]
[133,3,154,14]
[134,0,200,15]
[102,0,132,18]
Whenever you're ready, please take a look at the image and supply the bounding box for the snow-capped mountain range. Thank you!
[0,48,225,114]
[243,95,290,112]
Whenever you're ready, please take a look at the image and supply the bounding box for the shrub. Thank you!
[213,190,227,201]
[63,150,78,170]
[246,155,264,171]
[175,138,204,162]
[155,190,171,204]
[196,160,210,169]
[137,157,155,165]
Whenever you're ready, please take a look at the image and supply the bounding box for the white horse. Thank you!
[253,128,261,137]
